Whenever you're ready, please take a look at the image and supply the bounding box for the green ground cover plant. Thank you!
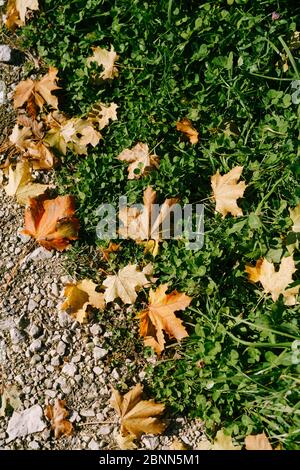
[17,0,300,448]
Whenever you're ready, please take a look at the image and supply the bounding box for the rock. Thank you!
[93,367,102,376]
[10,328,25,345]
[69,411,81,423]
[0,80,6,105]
[29,339,42,353]
[51,356,61,367]
[0,45,12,62]
[24,247,53,263]
[88,439,100,450]
[80,409,95,418]
[62,363,77,377]
[90,324,102,336]
[17,230,31,244]
[51,283,59,297]
[28,440,40,450]
[56,341,66,356]
[98,425,113,435]
[57,311,71,328]
[30,355,41,365]
[143,436,159,449]
[0,319,14,331]
[111,368,119,380]
[71,354,81,363]
[28,324,42,338]
[93,347,108,360]
[28,299,38,313]
[6,405,46,442]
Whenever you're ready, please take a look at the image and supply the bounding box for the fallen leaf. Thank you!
[6,0,39,28]
[113,429,137,450]
[169,437,189,450]
[119,186,178,242]
[211,166,246,217]
[100,242,121,262]
[4,161,49,205]
[211,430,241,450]
[245,255,299,305]
[110,383,165,439]
[62,279,105,323]
[138,284,191,354]
[245,433,273,450]
[45,399,73,439]
[143,239,160,257]
[23,195,80,251]
[9,123,32,151]
[87,45,119,80]
[117,143,160,180]
[25,141,56,170]
[0,385,21,417]
[289,204,300,232]
[45,117,101,155]
[14,67,60,111]
[103,264,149,304]
[88,102,118,130]
[176,118,199,144]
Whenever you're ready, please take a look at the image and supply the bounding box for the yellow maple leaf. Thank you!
[245,433,273,450]
[176,118,199,144]
[4,161,49,205]
[62,279,105,323]
[6,0,39,29]
[211,166,246,217]
[119,186,178,242]
[245,255,299,305]
[289,204,300,233]
[45,399,73,439]
[211,430,241,450]
[14,67,60,111]
[87,45,119,80]
[110,383,165,439]
[88,102,118,130]
[138,284,191,354]
[103,264,149,305]
[117,143,160,180]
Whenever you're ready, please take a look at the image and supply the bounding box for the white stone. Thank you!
[93,347,108,360]
[0,45,11,62]
[10,328,25,345]
[28,299,38,312]
[23,247,53,263]
[88,439,100,450]
[62,363,77,377]
[0,81,6,105]
[6,405,46,442]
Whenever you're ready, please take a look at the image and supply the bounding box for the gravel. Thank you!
[0,55,205,450]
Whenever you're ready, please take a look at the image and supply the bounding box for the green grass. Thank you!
[19,0,300,448]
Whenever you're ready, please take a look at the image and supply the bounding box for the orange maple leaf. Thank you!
[23,195,80,251]
[176,118,199,144]
[45,399,73,439]
[138,284,191,354]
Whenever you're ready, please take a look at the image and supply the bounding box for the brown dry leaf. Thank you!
[62,279,105,323]
[245,255,299,305]
[4,160,49,205]
[6,0,39,29]
[117,143,160,180]
[211,430,241,450]
[176,118,199,144]
[245,433,273,451]
[113,429,137,450]
[87,45,119,80]
[119,186,178,243]
[211,166,246,217]
[169,437,189,450]
[138,284,191,354]
[100,242,121,262]
[23,195,80,251]
[88,102,118,130]
[9,124,32,151]
[45,399,73,439]
[290,204,300,233]
[103,264,149,305]
[25,141,56,170]
[110,383,165,439]
[14,67,60,111]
